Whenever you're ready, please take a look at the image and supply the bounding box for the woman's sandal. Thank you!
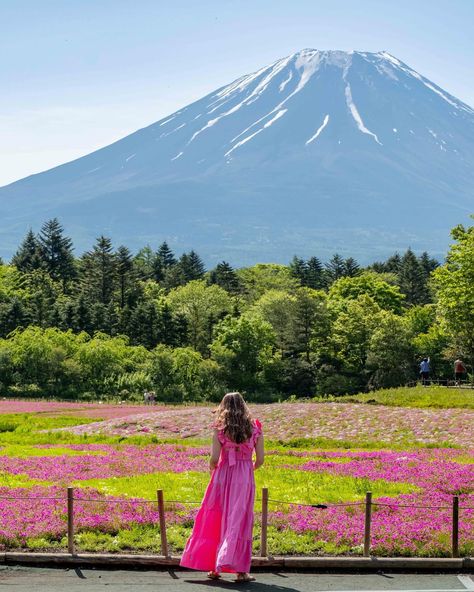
[207,571,221,580]
[235,573,255,582]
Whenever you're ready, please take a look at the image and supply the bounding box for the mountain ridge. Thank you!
[1,49,473,264]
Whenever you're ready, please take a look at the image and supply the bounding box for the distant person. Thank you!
[419,357,431,386]
[454,358,467,385]
[180,392,264,582]
[143,390,150,405]
[149,390,156,405]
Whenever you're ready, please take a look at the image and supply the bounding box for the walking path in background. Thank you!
[0,568,472,592]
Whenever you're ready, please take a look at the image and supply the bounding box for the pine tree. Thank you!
[73,293,92,333]
[0,298,30,337]
[419,251,439,275]
[133,246,155,280]
[116,245,134,308]
[398,249,430,305]
[80,236,117,305]
[209,261,241,293]
[306,256,324,289]
[37,218,75,286]
[343,257,361,277]
[157,241,176,268]
[179,250,205,281]
[325,254,346,286]
[128,301,161,348]
[385,253,402,274]
[289,256,308,284]
[11,229,43,272]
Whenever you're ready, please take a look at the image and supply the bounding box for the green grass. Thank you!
[79,467,415,506]
[0,445,106,458]
[0,471,49,488]
[315,385,474,409]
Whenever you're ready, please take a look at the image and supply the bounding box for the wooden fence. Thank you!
[61,487,466,558]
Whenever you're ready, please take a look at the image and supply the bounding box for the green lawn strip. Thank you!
[0,445,106,458]
[21,524,348,555]
[76,468,415,507]
[316,386,474,409]
[0,471,50,488]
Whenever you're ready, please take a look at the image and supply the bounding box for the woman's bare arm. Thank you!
[210,429,222,472]
[254,434,264,469]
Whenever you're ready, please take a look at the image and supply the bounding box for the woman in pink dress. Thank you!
[180,392,265,582]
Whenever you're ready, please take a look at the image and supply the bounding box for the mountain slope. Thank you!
[1,49,473,263]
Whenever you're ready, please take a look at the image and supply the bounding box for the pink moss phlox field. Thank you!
[0,485,195,545]
[0,399,164,420]
[0,444,208,482]
[272,447,474,555]
[270,495,473,555]
[295,449,474,495]
[63,403,474,447]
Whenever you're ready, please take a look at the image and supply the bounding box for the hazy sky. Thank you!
[1,0,473,186]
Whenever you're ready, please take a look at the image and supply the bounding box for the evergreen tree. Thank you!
[306,256,325,289]
[419,251,439,275]
[343,257,361,277]
[133,246,155,280]
[157,241,176,268]
[151,242,177,282]
[325,254,346,286]
[73,293,92,333]
[209,261,241,293]
[178,250,205,282]
[289,256,308,284]
[152,255,165,282]
[128,301,161,348]
[80,236,117,305]
[116,245,134,308]
[11,229,43,272]
[385,253,402,274]
[37,218,75,285]
[398,249,431,305]
[0,298,30,337]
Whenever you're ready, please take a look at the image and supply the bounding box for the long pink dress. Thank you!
[180,419,262,573]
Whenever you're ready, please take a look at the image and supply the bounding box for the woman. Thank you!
[180,392,264,582]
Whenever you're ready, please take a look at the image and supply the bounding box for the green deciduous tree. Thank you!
[167,280,232,353]
[366,311,414,389]
[433,221,474,370]
[211,314,279,394]
[329,272,405,314]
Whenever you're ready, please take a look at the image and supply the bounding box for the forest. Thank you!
[0,218,472,401]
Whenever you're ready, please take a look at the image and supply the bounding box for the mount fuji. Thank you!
[1,49,474,264]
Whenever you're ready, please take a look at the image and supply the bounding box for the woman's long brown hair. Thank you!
[215,392,253,444]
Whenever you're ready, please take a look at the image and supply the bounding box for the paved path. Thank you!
[0,568,472,592]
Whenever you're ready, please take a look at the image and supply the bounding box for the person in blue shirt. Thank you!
[419,357,431,386]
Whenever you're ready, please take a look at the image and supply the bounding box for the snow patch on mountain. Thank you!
[306,114,330,144]
[344,83,382,145]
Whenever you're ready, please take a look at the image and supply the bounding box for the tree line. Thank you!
[0,217,472,401]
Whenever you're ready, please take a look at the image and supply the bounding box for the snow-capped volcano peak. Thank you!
[0,49,473,264]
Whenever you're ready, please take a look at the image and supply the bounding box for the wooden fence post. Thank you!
[67,486,75,555]
[363,491,372,557]
[452,495,459,558]
[157,489,169,557]
[260,487,269,557]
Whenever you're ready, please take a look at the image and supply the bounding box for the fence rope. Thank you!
[0,494,471,511]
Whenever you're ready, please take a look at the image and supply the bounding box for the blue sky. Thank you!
[1,0,473,186]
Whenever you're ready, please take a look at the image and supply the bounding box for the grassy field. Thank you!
[319,385,474,408]
[0,388,472,557]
